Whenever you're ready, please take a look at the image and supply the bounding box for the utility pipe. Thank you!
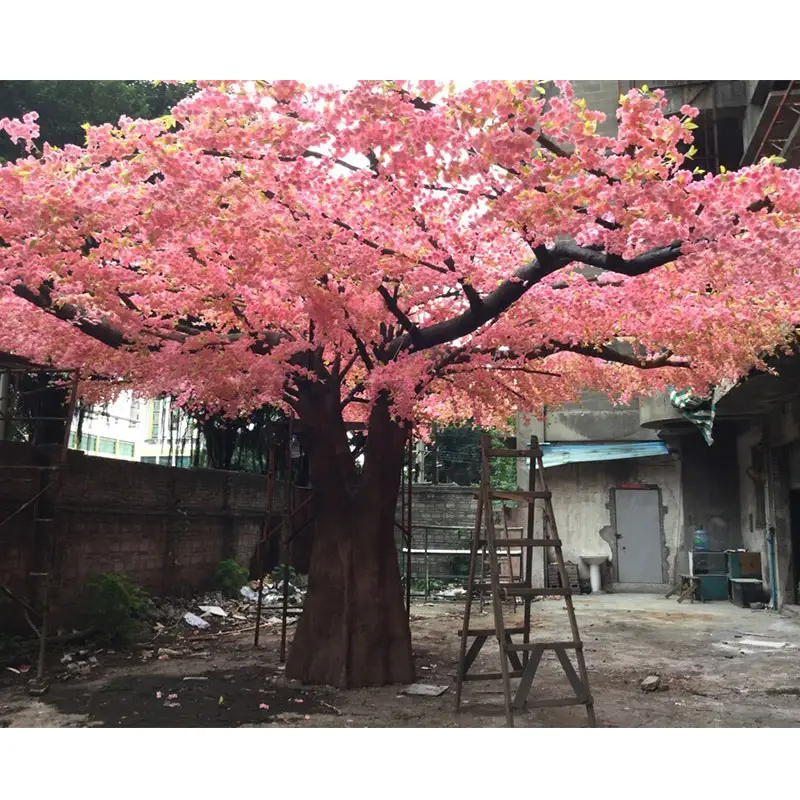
[767,526,779,610]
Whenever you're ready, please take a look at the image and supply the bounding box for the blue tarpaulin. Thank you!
[528,441,670,469]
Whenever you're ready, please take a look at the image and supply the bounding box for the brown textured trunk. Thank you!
[285,382,415,688]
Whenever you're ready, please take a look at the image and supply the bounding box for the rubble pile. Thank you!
[9,580,309,686]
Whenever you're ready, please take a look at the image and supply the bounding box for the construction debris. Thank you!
[640,675,661,692]
[183,612,211,630]
[198,605,228,618]
[403,683,451,697]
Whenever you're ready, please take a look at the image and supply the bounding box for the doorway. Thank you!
[613,488,664,584]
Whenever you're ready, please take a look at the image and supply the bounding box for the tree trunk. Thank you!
[285,384,415,687]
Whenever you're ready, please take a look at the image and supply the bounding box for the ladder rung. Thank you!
[459,626,528,637]
[486,447,542,458]
[480,538,561,548]
[525,696,590,709]
[474,584,570,597]
[488,490,551,502]
[462,670,525,682]
[504,641,583,652]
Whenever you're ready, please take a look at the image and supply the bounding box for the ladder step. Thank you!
[524,696,590,709]
[459,626,528,637]
[489,490,551,502]
[462,670,525,682]
[473,584,570,597]
[504,641,583,652]
[486,447,543,458]
[480,538,561,548]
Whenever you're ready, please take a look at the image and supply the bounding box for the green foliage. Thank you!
[447,553,471,577]
[0,633,29,669]
[410,577,448,594]
[489,430,518,492]
[426,421,518,489]
[0,80,196,161]
[212,559,249,599]
[87,572,149,645]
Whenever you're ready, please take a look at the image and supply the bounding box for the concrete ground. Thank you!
[3,593,800,727]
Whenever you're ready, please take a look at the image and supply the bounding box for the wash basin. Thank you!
[580,556,608,593]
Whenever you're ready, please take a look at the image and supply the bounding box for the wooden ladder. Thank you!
[454,434,596,728]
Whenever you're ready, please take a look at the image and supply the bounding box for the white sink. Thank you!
[580,556,608,593]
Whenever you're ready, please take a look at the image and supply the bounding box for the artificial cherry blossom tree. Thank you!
[2,81,800,687]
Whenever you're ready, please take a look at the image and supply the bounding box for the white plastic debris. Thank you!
[183,612,210,630]
[198,605,228,618]
[402,683,451,697]
[738,638,792,650]
[240,586,259,602]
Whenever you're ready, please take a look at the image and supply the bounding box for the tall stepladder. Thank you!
[454,435,596,728]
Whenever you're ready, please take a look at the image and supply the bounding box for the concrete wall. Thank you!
[515,451,682,589]
[677,425,743,554]
[541,392,659,443]
[732,404,800,609]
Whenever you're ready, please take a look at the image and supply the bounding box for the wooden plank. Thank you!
[504,633,523,671]
[506,641,582,652]
[489,490,552,502]
[487,448,542,458]
[513,644,544,709]
[554,647,588,698]
[525,696,589,709]
[462,670,525,682]
[459,626,527,637]
[676,578,698,604]
[462,635,487,674]
[473,583,570,597]
[479,537,561,548]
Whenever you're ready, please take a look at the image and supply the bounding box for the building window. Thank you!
[80,434,98,452]
[158,456,171,466]
[98,436,117,455]
[150,399,164,441]
[140,456,157,464]
[117,441,135,458]
[175,455,191,468]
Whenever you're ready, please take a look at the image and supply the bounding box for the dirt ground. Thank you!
[3,593,800,727]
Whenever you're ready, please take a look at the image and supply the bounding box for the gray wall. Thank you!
[540,393,659,443]
[677,425,743,554]
[734,403,800,608]
[515,450,682,589]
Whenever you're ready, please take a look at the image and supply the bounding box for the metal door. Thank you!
[614,489,663,583]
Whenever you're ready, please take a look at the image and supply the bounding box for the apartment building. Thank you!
[70,392,199,466]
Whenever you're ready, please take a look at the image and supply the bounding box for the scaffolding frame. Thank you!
[0,365,79,694]
[251,418,315,661]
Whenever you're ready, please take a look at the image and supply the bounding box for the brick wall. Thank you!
[395,484,516,587]
[0,441,289,629]
[0,443,495,628]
